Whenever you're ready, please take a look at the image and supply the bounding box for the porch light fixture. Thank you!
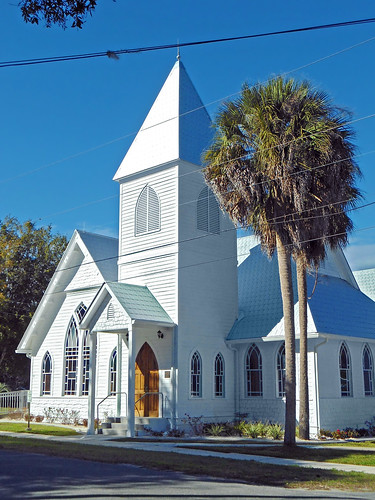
[157,330,164,339]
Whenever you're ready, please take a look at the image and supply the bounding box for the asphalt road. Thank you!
[0,449,373,499]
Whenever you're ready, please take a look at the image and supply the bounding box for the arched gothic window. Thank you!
[277,343,286,398]
[339,343,352,397]
[190,351,202,397]
[42,352,52,395]
[81,330,90,396]
[246,344,263,397]
[135,185,160,236]
[363,344,374,397]
[64,317,79,395]
[214,353,225,397]
[110,348,117,396]
[197,186,220,234]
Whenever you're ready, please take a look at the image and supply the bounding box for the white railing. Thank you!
[0,390,29,414]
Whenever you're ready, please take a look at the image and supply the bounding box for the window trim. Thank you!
[81,330,90,396]
[214,352,225,398]
[41,351,52,396]
[64,316,79,396]
[363,344,374,397]
[277,343,286,398]
[246,344,263,397]
[109,348,118,396]
[339,342,352,397]
[190,351,202,398]
[63,303,88,397]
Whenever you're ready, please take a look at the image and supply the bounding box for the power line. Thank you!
[3,33,374,189]
[43,196,375,279]
[1,18,375,68]
[10,221,375,308]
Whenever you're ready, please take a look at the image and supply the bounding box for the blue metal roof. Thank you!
[227,237,375,341]
[354,268,375,302]
[105,282,174,324]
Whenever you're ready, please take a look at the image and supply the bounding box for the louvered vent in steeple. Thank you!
[135,185,161,236]
[197,187,220,234]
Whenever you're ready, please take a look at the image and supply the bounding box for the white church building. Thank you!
[17,60,375,437]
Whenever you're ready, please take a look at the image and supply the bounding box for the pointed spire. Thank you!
[113,61,212,181]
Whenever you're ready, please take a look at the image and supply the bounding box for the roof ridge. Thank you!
[76,229,118,241]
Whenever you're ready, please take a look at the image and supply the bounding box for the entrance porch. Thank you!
[79,281,175,437]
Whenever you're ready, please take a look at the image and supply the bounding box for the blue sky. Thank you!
[1,1,375,270]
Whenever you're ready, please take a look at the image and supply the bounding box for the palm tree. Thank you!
[204,77,360,446]
[284,109,360,440]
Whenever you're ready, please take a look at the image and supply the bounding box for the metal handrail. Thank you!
[96,392,128,434]
[134,392,164,418]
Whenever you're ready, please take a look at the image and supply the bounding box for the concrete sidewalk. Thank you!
[1,430,375,475]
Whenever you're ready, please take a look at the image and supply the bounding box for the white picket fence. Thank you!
[0,390,29,414]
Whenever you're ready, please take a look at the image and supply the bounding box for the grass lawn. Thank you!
[325,441,375,448]
[184,444,375,466]
[0,422,79,436]
[0,435,375,492]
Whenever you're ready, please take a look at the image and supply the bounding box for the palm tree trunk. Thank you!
[276,235,296,447]
[297,256,309,440]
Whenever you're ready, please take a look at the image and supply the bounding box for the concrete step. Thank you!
[106,417,121,424]
[100,416,169,436]
[102,428,123,436]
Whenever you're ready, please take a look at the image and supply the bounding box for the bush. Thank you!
[205,424,225,436]
[267,423,284,440]
[7,411,23,420]
[319,428,333,438]
[35,415,44,423]
[167,428,185,438]
[182,414,204,436]
[365,417,375,436]
[42,407,81,425]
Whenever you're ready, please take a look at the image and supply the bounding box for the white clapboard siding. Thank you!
[30,288,99,416]
[118,165,179,320]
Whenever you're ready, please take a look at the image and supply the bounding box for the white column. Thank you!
[116,333,123,418]
[127,324,135,437]
[172,325,178,429]
[87,331,97,435]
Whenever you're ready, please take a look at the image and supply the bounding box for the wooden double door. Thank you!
[135,342,159,417]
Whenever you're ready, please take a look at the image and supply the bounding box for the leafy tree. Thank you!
[204,77,360,446]
[0,217,67,389]
[0,382,10,393]
[19,0,98,29]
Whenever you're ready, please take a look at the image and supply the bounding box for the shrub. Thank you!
[255,421,268,438]
[222,421,239,436]
[365,417,375,436]
[182,414,204,436]
[234,420,248,436]
[319,428,333,438]
[267,423,284,440]
[332,429,343,440]
[205,424,225,436]
[167,428,185,438]
[7,411,23,420]
[35,415,44,423]
[242,423,259,438]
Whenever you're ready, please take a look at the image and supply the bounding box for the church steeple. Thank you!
[113,60,213,181]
